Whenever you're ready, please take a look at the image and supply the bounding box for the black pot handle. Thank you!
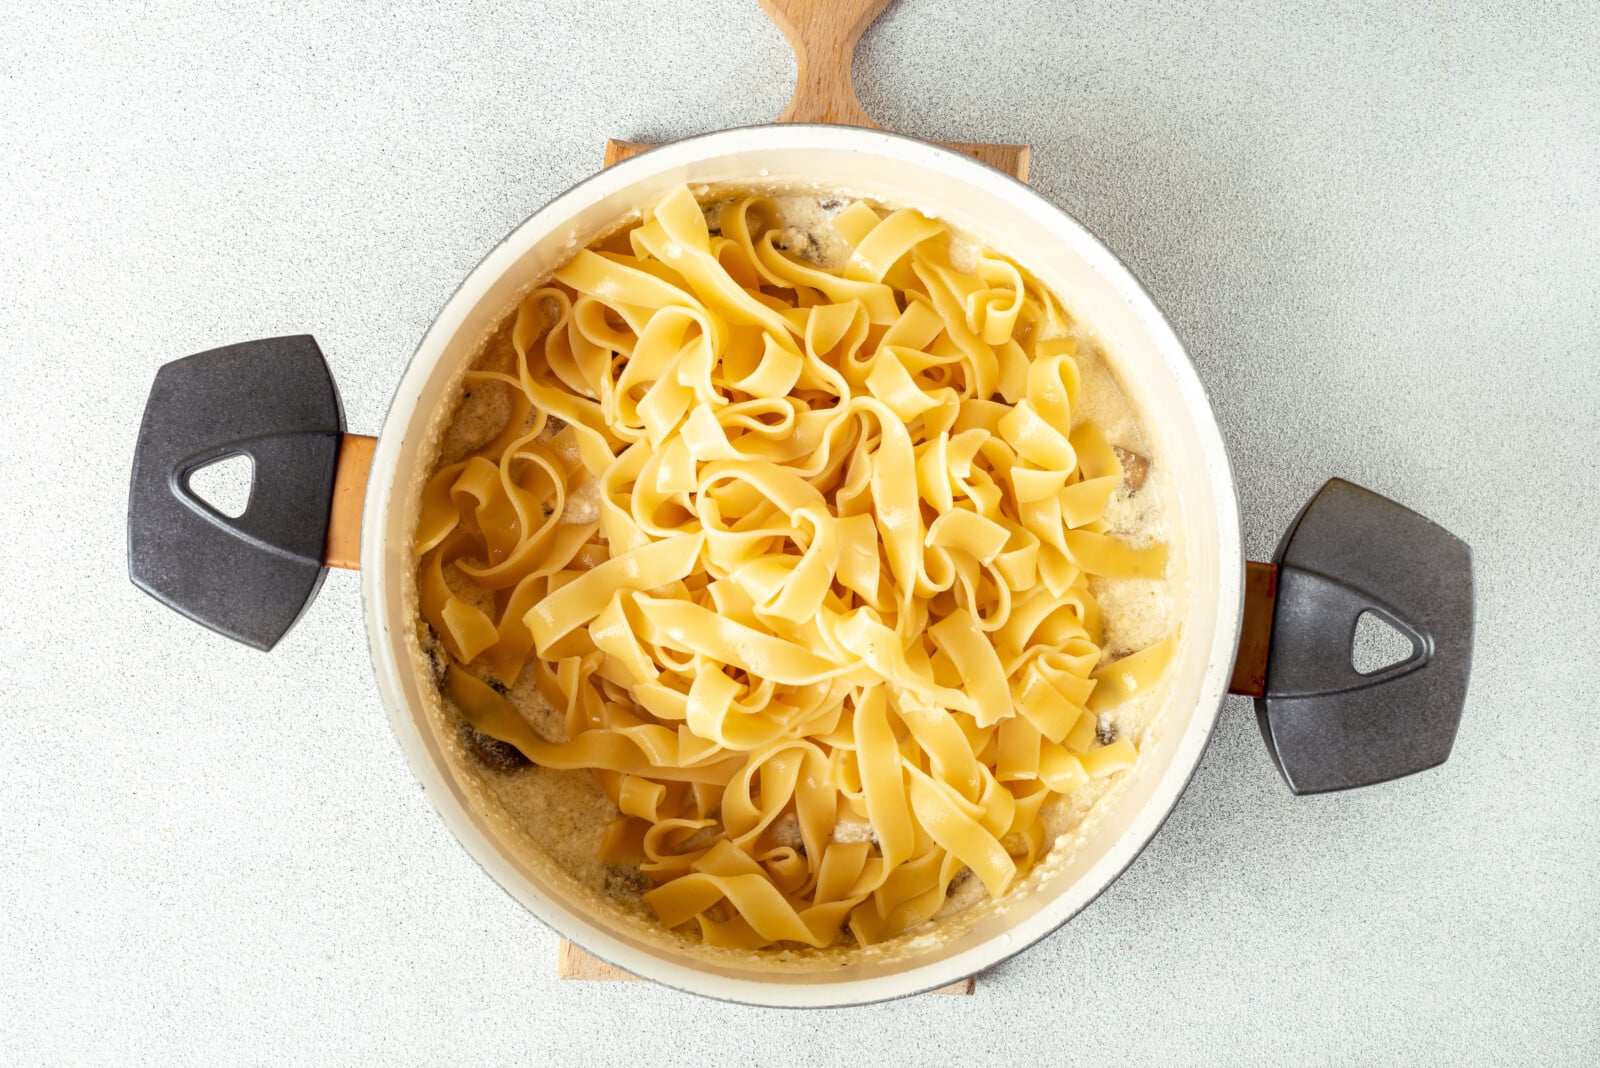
[1230,479,1475,794]
[127,336,344,651]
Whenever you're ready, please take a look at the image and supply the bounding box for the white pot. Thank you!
[130,123,1472,1009]
[366,124,1240,1007]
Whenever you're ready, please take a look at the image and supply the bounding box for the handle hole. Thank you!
[187,453,254,519]
[1352,610,1415,675]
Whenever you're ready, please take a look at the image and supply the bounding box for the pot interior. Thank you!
[361,125,1242,1006]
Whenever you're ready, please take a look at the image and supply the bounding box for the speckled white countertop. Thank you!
[2,1,1597,1063]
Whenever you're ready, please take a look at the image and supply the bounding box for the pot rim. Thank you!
[360,123,1244,1007]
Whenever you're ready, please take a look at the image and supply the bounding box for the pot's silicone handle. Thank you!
[1233,479,1475,794]
[127,336,345,650]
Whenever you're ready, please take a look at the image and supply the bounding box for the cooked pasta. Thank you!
[415,185,1177,949]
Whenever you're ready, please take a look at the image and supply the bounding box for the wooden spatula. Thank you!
[604,0,1031,181]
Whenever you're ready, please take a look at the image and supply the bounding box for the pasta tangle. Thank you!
[417,186,1177,949]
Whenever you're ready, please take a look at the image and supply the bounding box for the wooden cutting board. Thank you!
[558,941,976,995]
[604,0,1029,180]
[560,0,1024,996]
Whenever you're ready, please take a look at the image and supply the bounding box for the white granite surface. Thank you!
[2,1,1597,1063]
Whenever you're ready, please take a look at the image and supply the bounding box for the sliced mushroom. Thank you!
[1095,714,1119,747]
[424,639,450,687]
[603,864,653,904]
[1112,445,1152,493]
[459,721,530,773]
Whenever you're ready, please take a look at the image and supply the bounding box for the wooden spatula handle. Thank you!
[759,0,889,126]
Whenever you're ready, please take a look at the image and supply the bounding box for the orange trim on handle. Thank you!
[1229,561,1280,698]
[324,433,375,570]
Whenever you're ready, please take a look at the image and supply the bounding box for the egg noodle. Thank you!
[415,186,1176,949]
